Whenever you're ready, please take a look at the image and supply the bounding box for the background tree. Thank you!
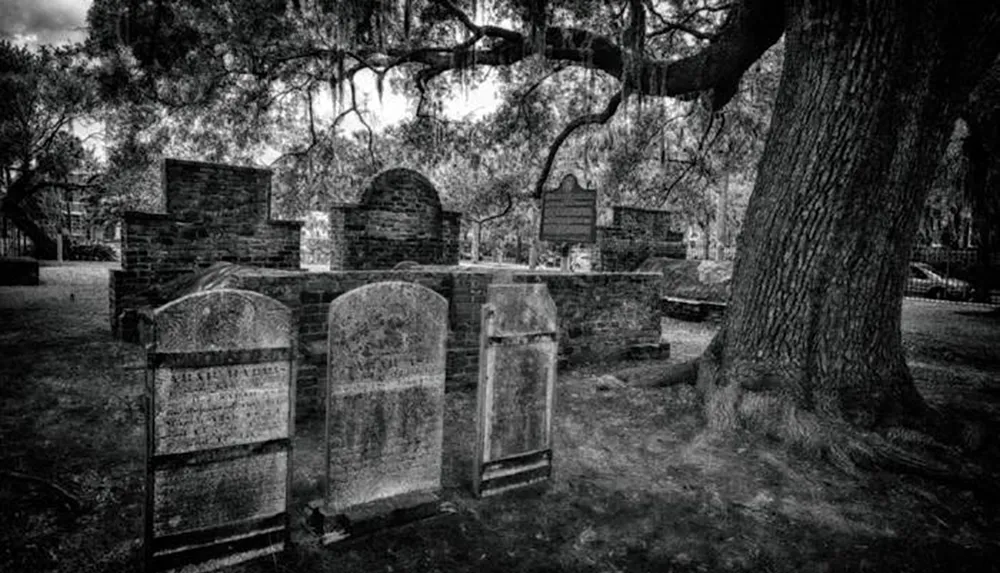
[86,0,1000,480]
[918,125,970,249]
[0,41,98,258]
[962,58,1000,303]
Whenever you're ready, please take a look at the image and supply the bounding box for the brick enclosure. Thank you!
[593,206,686,271]
[109,159,666,421]
[329,168,461,270]
[109,159,303,337]
[185,267,661,419]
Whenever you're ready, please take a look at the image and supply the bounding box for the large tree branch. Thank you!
[533,90,624,199]
[360,0,782,110]
[432,0,521,43]
[472,188,515,225]
[645,0,727,42]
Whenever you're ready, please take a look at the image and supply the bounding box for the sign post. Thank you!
[539,175,597,271]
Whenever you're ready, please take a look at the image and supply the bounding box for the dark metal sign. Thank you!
[539,174,597,243]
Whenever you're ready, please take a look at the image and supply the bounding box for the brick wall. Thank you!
[594,206,686,271]
[109,159,303,337]
[329,168,461,270]
[216,268,661,419]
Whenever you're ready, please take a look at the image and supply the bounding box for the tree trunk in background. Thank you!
[964,60,1000,303]
[528,201,540,270]
[702,2,1000,450]
[1,172,61,260]
[963,122,999,302]
[1,200,58,260]
[471,221,482,262]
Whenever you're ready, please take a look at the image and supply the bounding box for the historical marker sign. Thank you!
[144,289,295,573]
[320,281,448,542]
[474,283,558,497]
[539,174,597,243]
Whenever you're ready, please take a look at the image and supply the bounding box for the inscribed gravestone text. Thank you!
[474,283,558,497]
[325,281,448,514]
[144,289,294,573]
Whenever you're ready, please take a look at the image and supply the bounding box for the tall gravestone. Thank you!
[474,283,558,497]
[313,281,449,544]
[143,289,295,573]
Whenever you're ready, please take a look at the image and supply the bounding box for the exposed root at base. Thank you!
[614,359,699,388]
[703,381,999,498]
[617,336,995,494]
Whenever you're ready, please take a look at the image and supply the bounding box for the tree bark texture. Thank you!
[704,2,1000,446]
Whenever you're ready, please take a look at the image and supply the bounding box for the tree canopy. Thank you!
[0,40,100,256]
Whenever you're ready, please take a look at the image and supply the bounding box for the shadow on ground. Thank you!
[1,264,998,572]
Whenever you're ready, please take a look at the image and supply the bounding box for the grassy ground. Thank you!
[1,263,998,573]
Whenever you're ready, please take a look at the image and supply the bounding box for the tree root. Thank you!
[627,330,996,494]
[613,359,699,388]
[707,383,1000,498]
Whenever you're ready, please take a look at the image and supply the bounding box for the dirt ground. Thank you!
[1,263,998,573]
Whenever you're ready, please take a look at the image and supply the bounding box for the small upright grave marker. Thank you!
[314,281,449,544]
[143,289,295,573]
[474,283,558,497]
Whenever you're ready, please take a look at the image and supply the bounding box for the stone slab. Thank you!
[474,283,557,497]
[144,289,294,573]
[323,281,448,531]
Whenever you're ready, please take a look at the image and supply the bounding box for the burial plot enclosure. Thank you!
[143,289,295,573]
[329,168,461,270]
[111,159,303,341]
[111,158,668,422]
[474,283,558,497]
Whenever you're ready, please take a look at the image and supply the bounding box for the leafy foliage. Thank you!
[79,0,788,263]
[0,41,94,192]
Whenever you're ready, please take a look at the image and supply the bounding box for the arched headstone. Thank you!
[314,281,449,543]
[143,289,295,573]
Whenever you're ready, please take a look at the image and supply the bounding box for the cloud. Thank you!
[0,0,92,47]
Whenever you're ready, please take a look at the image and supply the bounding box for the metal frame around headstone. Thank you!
[143,289,295,573]
[473,283,558,497]
[316,281,449,544]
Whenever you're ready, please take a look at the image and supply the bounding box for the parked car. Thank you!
[906,262,972,301]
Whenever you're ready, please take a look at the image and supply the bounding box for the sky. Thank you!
[1,0,499,161]
[0,0,90,47]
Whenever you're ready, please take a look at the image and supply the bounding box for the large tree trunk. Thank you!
[700,2,1000,462]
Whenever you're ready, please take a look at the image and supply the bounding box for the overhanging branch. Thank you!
[366,0,781,110]
[533,90,624,199]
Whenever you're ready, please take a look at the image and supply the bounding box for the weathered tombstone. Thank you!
[143,289,295,573]
[473,283,558,497]
[312,281,449,544]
